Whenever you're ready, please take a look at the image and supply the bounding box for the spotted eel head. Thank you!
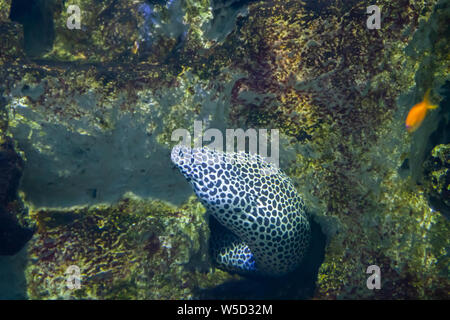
[171,145,195,178]
[171,145,237,210]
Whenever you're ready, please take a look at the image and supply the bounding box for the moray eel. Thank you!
[171,145,311,276]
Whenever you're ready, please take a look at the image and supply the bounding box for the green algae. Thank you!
[26,195,236,299]
[424,144,450,219]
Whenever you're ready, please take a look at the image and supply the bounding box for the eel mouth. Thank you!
[171,144,196,177]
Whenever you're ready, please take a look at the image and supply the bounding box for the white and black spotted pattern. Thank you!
[171,145,311,276]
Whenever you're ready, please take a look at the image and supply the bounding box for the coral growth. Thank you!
[27,195,236,299]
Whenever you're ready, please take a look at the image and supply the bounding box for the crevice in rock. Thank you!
[194,215,327,299]
[9,0,57,57]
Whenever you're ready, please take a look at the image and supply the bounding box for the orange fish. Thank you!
[405,89,438,133]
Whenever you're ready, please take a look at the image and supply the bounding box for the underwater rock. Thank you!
[423,144,450,219]
[202,0,252,43]
[25,196,236,299]
[9,0,56,57]
[137,0,188,55]
[0,210,33,256]
[9,110,193,207]
[0,138,34,256]
[0,5,25,70]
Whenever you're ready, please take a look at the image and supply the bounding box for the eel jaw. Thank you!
[171,144,194,177]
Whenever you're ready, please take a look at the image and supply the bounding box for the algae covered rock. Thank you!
[0,137,34,256]
[424,144,450,219]
[26,195,236,299]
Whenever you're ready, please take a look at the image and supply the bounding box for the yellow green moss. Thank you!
[25,195,237,299]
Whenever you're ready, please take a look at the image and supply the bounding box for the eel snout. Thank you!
[171,144,195,176]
